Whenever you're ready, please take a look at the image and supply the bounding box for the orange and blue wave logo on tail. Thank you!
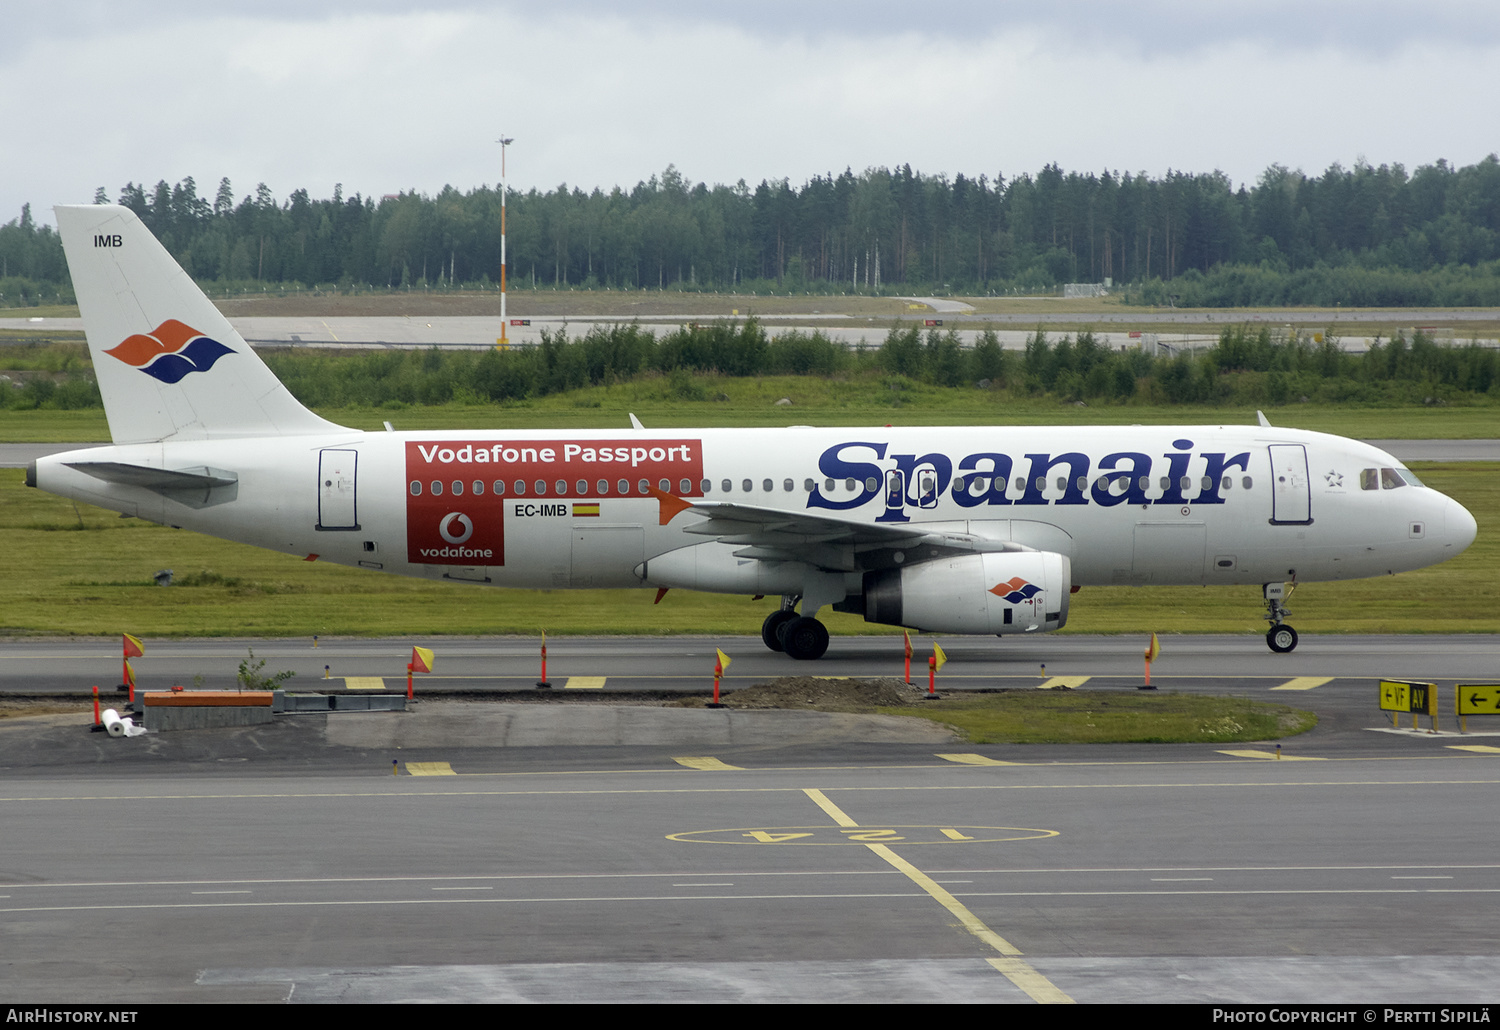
[104,319,234,384]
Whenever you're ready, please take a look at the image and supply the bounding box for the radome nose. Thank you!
[1445,497,1478,554]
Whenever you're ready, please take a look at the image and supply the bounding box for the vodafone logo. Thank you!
[439,512,474,544]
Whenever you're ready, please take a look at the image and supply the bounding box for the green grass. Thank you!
[879,690,1318,744]
[5,373,1500,440]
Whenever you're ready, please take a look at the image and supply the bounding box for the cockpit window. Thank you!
[1381,468,1406,489]
[1360,469,1379,491]
[1397,467,1424,488]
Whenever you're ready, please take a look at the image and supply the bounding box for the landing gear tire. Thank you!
[781,617,829,660]
[761,609,798,652]
[1266,625,1299,654]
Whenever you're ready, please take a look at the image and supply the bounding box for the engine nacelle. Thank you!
[862,551,1071,635]
[635,542,811,596]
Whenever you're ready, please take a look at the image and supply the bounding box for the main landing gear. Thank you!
[1263,582,1298,653]
[761,596,829,661]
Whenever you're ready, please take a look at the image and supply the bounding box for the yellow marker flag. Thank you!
[124,659,136,688]
[716,648,732,672]
[932,641,948,672]
[903,630,913,659]
[1144,633,1160,663]
[411,646,435,674]
[123,633,144,658]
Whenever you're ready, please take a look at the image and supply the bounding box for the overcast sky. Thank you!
[6,1,1499,226]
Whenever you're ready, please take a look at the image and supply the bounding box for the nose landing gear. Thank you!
[1263,581,1298,653]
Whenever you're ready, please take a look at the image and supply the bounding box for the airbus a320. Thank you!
[28,206,1478,658]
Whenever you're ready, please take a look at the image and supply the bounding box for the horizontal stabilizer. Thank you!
[66,461,239,509]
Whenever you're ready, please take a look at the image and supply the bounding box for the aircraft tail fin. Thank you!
[55,204,343,444]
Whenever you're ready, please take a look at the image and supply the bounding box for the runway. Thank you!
[10,631,1500,700]
[9,312,1496,353]
[4,631,1499,1003]
[2,751,1497,1003]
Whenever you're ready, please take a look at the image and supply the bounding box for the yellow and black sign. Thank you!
[1456,684,1500,716]
[1379,679,1434,715]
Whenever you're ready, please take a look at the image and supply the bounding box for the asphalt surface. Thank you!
[10,311,1498,353]
[4,634,1499,1003]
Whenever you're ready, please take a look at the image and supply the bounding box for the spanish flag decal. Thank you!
[572,502,601,517]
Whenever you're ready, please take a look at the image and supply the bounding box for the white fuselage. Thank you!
[32,424,1475,602]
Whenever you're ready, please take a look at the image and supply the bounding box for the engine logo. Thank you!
[989,576,1042,603]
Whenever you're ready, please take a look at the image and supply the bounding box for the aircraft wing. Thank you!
[652,489,1024,573]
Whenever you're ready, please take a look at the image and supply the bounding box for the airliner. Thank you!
[26,206,1478,659]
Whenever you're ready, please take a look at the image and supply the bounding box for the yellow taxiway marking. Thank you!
[802,788,1073,1004]
[343,677,386,690]
[936,753,1020,766]
[1447,745,1500,754]
[672,757,743,771]
[564,676,607,689]
[1271,677,1333,691]
[1038,676,1089,690]
[1217,750,1324,761]
[405,762,456,776]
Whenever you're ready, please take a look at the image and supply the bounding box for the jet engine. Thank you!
[862,551,1071,635]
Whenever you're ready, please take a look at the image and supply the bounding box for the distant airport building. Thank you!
[1063,282,1109,298]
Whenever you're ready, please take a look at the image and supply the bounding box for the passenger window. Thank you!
[1014,478,1024,491]
[618,479,630,494]
[473,480,484,496]
[743,479,753,492]
[659,479,670,492]
[430,480,443,496]
[682,479,694,493]
[845,478,856,491]
[494,480,506,496]
[409,481,422,496]
[763,478,773,492]
[637,479,649,494]
[700,479,711,493]
[575,479,587,494]
[722,479,733,493]
[783,478,794,492]
[804,479,815,492]
[1241,476,1252,489]
[514,480,526,495]
[451,480,463,496]
[534,480,547,495]
[597,479,609,494]
[825,478,836,492]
